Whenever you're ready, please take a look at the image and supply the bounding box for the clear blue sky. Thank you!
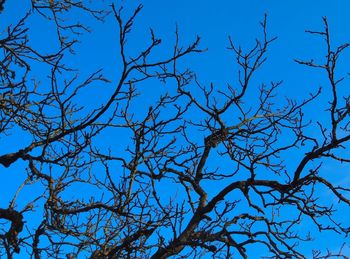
[2,0,350,257]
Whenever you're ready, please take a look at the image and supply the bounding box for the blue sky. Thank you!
[2,0,350,257]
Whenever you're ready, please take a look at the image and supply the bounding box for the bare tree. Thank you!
[0,1,350,258]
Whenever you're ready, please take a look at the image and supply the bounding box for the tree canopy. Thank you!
[1,1,350,258]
